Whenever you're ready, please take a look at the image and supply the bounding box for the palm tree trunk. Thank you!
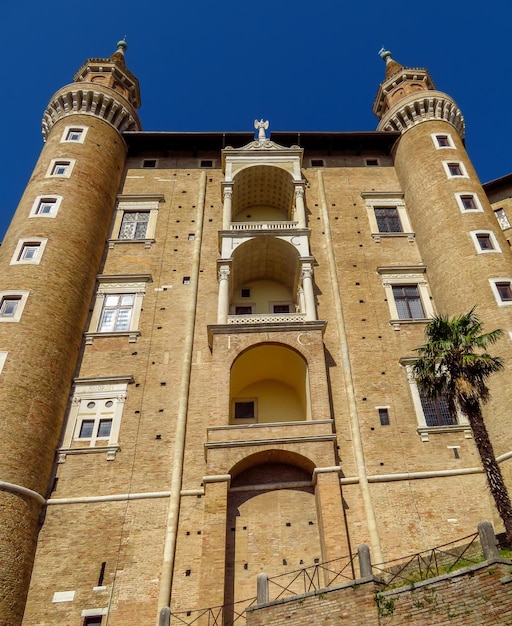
[462,398,512,544]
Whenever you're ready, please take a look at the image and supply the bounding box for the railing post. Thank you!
[158,607,170,626]
[256,573,269,605]
[358,544,372,578]
[478,520,500,560]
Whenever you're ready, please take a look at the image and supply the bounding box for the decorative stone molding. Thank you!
[377,91,465,139]
[43,87,141,139]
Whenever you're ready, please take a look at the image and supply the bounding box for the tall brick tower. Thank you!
[373,49,512,464]
[0,42,140,625]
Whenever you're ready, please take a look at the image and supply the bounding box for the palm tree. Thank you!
[413,308,512,543]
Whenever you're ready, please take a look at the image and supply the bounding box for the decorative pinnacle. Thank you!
[378,47,392,63]
[116,38,128,54]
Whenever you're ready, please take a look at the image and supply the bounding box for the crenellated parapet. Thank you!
[42,85,141,139]
[377,90,465,139]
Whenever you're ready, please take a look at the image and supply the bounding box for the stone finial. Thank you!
[378,47,393,63]
[254,119,270,141]
[116,38,128,54]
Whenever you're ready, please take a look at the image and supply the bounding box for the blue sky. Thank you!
[1,1,511,240]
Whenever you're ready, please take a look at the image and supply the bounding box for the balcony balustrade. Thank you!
[230,221,299,231]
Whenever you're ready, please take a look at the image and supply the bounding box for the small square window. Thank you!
[444,161,467,178]
[311,159,324,167]
[496,282,512,302]
[365,159,379,167]
[476,234,494,250]
[234,401,255,419]
[0,297,20,317]
[434,134,453,148]
[461,195,477,210]
[19,244,39,260]
[143,159,157,168]
[200,160,213,168]
[67,129,83,141]
[374,207,402,233]
[241,288,251,298]
[183,277,191,285]
[495,208,511,230]
[51,161,71,176]
[31,196,61,218]
[273,304,290,313]
[188,233,195,240]
[378,408,390,426]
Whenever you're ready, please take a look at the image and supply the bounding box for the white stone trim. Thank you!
[0,351,7,375]
[61,376,133,452]
[60,125,88,144]
[489,278,512,307]
[377,268,433,327]
[442,160,468,179]
[109,196,162,247]
[10,237,48,265]
[362,192,413,241]
[29,195,63,218]
[0,291,29,322]
[431,132,455,149]
[469,230,502,254]
[454,192,484,214]
[45,158,76,178]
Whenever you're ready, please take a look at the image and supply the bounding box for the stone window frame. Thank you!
[0,351,7,375]
[108,195,163,249]
[59,375,133,461]
[469,230,502,255]
[455,192,484,214]
[29,195,63,218]
[60,125,88,144]
[432,132,455,149]
[401,360,470,442]
[377,266,434,330]
[10,237,48,266]
[489,278,512,307]
[85,275,152,344]
[362,192,414,242]
[46,158,76,178]
[0,290,29,323]
[443,160,468,179]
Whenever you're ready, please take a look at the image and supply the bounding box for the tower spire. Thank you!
[378,47,404,79]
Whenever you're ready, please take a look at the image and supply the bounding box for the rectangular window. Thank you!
[476,233,494,250]
[419,392,457,427]
[142,159,157,168]
[200,160,213,168]
[98,294,135,332]
[448,163,462,176]
[273,304,290,313]
[182,277,191,285]
[235,306,252,315]
[461,195,477,210]
[31,196,61,218]
[0,297,20,317]
[495,208,511,230]
[67,128,83,141]
[84,617,102,626]
[378,408,390,426]
[51,161,71,176]
[311,159,324,167]
[241,288,251,298]
[496,282,512,302]
[444,161,467,178]
[392,285,425,319]
[433,134,454,148]
[234,401,255,419]
[365,159,379,167]
[374,207,402,233]
[119,212,149,239]
[18,243,40,261]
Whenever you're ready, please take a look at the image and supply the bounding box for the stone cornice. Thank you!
[377,91,464,139]
[42,85,141,140]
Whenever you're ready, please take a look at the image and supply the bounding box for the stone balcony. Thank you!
[230,221,299,231]
[227,312,307,324]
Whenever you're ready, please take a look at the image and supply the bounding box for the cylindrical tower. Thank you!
[373,51,512,477]
[0,42,140,624]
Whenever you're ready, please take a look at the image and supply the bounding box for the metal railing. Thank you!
[372,532,482,589]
